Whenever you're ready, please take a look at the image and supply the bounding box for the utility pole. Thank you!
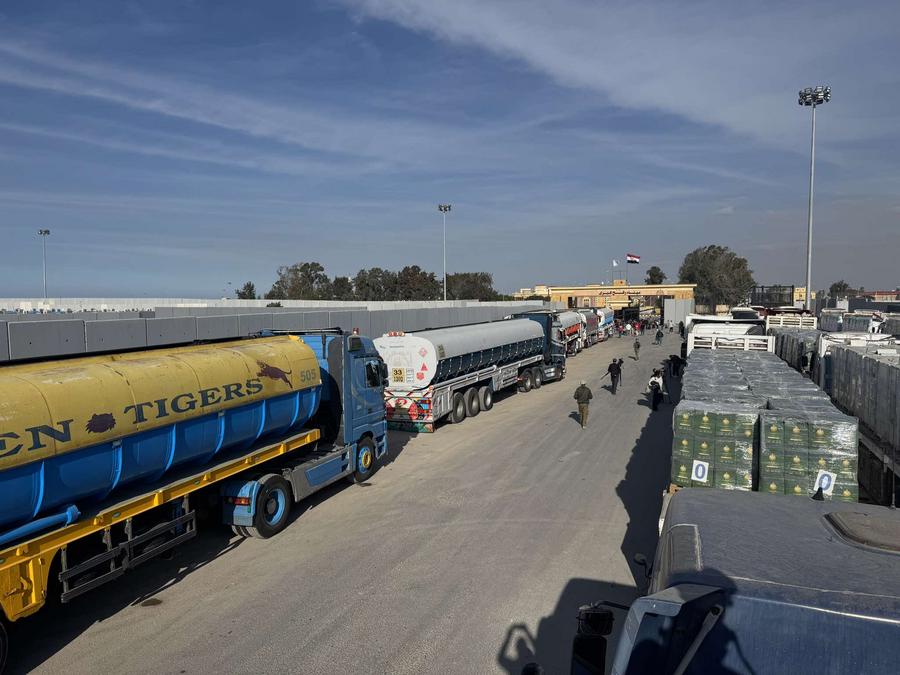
[798,85,831,311]
[38,229,51,299]
[438,204,451,301]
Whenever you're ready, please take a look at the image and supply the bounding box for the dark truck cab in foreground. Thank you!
[574,489,900,674]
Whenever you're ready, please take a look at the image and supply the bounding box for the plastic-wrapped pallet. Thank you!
[843,313,874,333]
[883,315,900,337]
[819,310,843,332]
[758,409,858,501]
[671,400,756,491]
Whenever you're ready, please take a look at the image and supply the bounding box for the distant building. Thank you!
[513,282,695,310]
[748,285,814,307]
[861,290,900,302]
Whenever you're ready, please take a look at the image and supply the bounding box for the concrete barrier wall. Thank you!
[0,303,545,363]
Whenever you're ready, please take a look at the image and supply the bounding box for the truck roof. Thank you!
[659,489,900,619]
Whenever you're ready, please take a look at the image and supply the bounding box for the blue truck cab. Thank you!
[222,330,388,538]
[583,489,900,674]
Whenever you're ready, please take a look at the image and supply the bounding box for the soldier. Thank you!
[602,358,622,394]
[573,380,593,429]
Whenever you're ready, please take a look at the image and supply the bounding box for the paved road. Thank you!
[15,333,678,675]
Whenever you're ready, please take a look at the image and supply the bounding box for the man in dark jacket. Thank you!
[573,380,593,428]
[603,359,622,394]
[633,338,641,360]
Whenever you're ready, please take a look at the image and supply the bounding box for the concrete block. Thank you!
[8,320,86,360]
[146,317,197,347]
[196,315,241,341]
[328,311,355,331]
[0,321,8,361]
[239,313,275,336]
[401,309,425,332]
[272,313,305,331]
[85,319,148,352]
[349,310,372,337]
[302,311,331,330]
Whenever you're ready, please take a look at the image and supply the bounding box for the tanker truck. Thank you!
[0,330,388,667]
[374,316,566,432]
[576,310,601,348]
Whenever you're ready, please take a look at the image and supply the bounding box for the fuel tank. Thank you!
[0,336,322,533]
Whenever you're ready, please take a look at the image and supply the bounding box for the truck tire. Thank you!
[520,370,534,392]
[464,388,481,417]
[449,392,467,424]
[352,437,378,483]
[478,385,493,412]
[246,474,292,539]
[531,367,543,389]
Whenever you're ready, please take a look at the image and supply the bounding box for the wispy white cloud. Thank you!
[339,0,900,146]
[714,205,735,215]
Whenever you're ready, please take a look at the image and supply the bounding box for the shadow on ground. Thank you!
[496,578,640,674]
[615,357,681,588]
[6,430,417,674]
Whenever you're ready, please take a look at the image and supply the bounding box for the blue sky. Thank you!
[0,0,898,297]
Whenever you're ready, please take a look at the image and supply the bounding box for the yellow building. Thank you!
[514,281,696,310]
[793,287,816,304]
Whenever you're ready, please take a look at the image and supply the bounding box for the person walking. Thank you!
[633,337,641,360]
[655,327,664,345]
[646,369,665,410]
[573,380,593,428]
[603,358,622,394]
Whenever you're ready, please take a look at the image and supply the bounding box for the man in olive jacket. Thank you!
[573,380,593,429]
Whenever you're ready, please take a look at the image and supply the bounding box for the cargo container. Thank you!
[0,330,388,665]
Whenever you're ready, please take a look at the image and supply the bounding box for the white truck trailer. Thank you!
[374,316,566,432]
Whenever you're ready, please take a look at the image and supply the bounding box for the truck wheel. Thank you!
[464,388,481,417]
[246,474,292,539]
[478,386,493,412]
[449,392,467,423]
[520,370,534,392]
[531,367,543,389]
[352,437,378,483]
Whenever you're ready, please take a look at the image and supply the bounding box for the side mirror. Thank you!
[380,362,389,382]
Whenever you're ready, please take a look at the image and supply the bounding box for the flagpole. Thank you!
[625,254,628,286]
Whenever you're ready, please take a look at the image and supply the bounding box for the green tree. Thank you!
[265,262,332,300]
[397,265,442,300]
[829,280,851,298]
[235,281,256,299]
[678,245,755,308]
[352,267,399,300]
[644,266,667,285]
[331,276,354,300]
[447,272,500,300]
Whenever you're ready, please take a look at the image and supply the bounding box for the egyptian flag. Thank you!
[626,253,640,264]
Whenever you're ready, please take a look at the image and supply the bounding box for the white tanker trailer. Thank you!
[374,318,566,431]
[575,310,601,347]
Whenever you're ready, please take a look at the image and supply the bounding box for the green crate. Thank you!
[836,455,858,481]
[784,449,809,477]
[808,451,840,475]
[713,467,737,489]
[715,439,737,467]
[693,410,715,436]
[759,446,784,475]
[734,467,753,491]
[672,434,695,460]
[733,412,757,442]
[733,440,754,466]
[762,418,783,444]
[784,419,809,447]
[694,438,714,462]
[833,480,859,503]
[671,458,692,487]
[761,477,784,496]
[675,409,693,433]
[715,413,736,438]
[784,477,809,497]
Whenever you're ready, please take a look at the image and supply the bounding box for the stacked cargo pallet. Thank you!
[843,313,875,332]
[819,310,843,332]
[883,314,900,336]
[830,344,900,456]
[672,350,859,501]
[770,328,820,371]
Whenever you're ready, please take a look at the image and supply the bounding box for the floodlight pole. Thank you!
[38,229,51,299]
[438,204,451,301]
[805,103,816,312]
